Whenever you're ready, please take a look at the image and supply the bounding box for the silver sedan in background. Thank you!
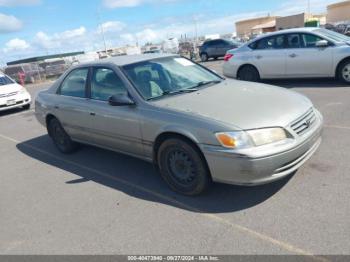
[35,54,323,195]
[223,28,350,83]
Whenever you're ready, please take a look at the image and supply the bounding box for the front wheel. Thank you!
[237,65,260,82]
[157,138,211,195]
[338,60,350,83]
[48,118,78,154]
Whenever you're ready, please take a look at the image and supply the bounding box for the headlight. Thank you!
[215,128,287,149]
[247,128,287,147]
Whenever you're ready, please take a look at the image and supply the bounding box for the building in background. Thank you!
[276,13,326,30]
[236,16,278,39]
[327,0,350,23]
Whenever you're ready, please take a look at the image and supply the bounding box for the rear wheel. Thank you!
[48,118,78,154]
[338,59,350,83]
[238,65,260,82]
[157,138,211,195]
[200,53,208,62]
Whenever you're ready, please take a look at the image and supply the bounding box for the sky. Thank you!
[0,0,341,64]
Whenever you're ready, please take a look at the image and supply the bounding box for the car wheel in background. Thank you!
[23,104,30,110]
[338,59,350,83]
[157,138,211,195]
[237,65,260,82]
[200,53,208,62]
[48,118,78,154]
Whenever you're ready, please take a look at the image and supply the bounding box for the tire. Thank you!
[157,138,211,195]
[48,118,78,154]
[23,104,30,110]
[200,53,208,62]
[337,59,350,83]
[237,65,260,82]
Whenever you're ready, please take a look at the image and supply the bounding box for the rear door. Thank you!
[53,67,93,142]
[250,34,286,78]
[285,33,334,77]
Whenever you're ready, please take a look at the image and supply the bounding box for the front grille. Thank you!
[0,92,18,98]
[290,108,316,136]
[0,100,23,108]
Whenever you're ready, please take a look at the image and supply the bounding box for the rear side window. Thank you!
[255,35,285,50]
[59,68,88,98]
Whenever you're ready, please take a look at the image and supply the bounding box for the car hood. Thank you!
[0,83,22,95]
[151,79,313,130]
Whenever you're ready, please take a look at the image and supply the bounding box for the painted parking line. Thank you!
[0,132,329,262]
[0,109,34,119]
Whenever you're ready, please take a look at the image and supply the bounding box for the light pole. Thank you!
[96,8,107,54]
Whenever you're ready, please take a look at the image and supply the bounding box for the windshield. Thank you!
[122,57,222,100]
[0,75,14,86]
[315,28,350,43]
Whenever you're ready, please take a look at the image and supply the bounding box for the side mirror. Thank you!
[316,40,329,47]
[108,94,135,106]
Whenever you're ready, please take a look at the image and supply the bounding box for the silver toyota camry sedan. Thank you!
[35,54,323,195]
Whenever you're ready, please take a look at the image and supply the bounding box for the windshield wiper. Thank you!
[146,88,198,101]
[192,80,222,88]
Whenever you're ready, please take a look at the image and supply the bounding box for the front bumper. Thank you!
[0,92,31,112]
[201,116,323,186]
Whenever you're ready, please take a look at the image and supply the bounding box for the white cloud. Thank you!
[3,38,30,52]
[103,0,143,8]
[99,21,126,32]
[0,0,40,6]
[0,13,23,33]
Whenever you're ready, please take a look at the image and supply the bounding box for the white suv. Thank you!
[223,28,350,83]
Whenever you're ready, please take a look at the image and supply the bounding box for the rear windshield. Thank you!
[0,75,14,86]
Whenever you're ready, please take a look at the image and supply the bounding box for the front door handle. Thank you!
[90,112,96,116]
[54,105,59,109]
[289,53,297,58]
[256,55,262,59]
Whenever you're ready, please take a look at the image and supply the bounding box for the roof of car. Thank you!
[91,53,177,67]
[253,27,319,40]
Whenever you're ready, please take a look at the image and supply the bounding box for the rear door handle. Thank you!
[256,55,262,59]
[54,105,59,109]
[289,53,297,58]
[90,112,96,116]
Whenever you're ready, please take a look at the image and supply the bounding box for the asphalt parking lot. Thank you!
[0,60,349,257]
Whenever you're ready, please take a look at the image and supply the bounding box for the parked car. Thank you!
[5,64,42,84]
[200,39,241,62]
[0,72,31,112]
[223,28,350,83]
[45,60,69,78]
[35,54,322,195]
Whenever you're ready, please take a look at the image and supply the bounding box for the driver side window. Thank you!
[91,68,128,101]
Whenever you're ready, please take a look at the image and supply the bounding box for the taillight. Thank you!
[224,53,234,61]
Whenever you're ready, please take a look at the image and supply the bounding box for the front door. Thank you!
[285,33,334,77]
[86,67,144,157]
